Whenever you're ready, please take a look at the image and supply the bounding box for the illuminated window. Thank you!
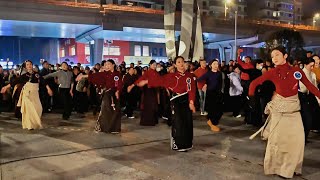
[61,48,65,57]
[103,46,121,56]
[70,45,76,56]
[134,45,141,56]
[85,44,90,55]
[142,46,149,56]
[273,11,277,17]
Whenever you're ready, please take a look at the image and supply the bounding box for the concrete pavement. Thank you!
[0,112,320,180]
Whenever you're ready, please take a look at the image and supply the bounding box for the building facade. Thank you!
[247,0,303,24]
[199,0,248,19]
[83,0,306,24]
[59,39,167,66]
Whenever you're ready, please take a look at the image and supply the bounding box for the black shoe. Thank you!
[62,116,69,120]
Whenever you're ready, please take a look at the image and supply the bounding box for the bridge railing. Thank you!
[10,0,320,32]
[101,4,163,14]
[14,0,100,8]
[217,17,320,31]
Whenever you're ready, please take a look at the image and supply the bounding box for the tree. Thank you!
[265,29,305,59]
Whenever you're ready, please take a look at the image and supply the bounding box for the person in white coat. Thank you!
[228,65,243,118]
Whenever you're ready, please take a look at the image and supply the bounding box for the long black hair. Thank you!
[20,60,33,75]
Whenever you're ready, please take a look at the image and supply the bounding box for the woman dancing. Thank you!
[198,59,224,132]
[1,60,53,130]
[77,59,123,133]
[135,60,159,126]
[138,56,196,152]
[249,47,320,178]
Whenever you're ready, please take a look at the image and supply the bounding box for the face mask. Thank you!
[257,65,263,70]
[156,67,161,72]
[299,65,304,69]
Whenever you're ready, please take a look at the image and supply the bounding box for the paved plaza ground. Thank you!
[0,111,320,180]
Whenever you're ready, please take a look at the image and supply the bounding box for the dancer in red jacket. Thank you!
[249,47,320,178]
[137,56,196,152]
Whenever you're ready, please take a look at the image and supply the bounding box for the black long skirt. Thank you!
[205,90,223,125]
[140,86,158,126]
[171,94,193,150]
[95,91,121,133]
[308,93,320,131]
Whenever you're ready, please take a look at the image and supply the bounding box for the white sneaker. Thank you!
[236,115,242,118]
[177,146,193,152]
[128,116,135,119]
[162,116,168,120]
[201,112,208,116]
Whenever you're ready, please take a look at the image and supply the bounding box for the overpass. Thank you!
[1,0,320,61]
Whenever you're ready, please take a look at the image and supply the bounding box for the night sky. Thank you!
[303,0,320,18]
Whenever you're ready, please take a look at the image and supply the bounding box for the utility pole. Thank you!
[292,0,296,29]
[235,11,238,59]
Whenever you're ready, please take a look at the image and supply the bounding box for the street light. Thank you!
[313,13,320,27]
[234,11,238,59]
[225,0,232,20]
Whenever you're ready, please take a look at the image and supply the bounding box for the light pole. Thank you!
[225,0,232,20]
[234,11,238,59]
[313,13,320,27]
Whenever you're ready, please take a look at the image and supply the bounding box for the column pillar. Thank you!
[218,45,225,62]
[231,44,238,61]
[91,39,104,66]
[49,39,59,64]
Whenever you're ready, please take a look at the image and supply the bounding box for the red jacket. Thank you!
[237,56,254,81]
